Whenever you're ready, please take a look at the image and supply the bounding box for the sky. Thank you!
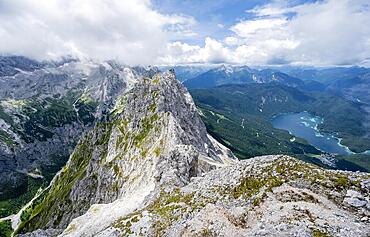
[0,0,369,66]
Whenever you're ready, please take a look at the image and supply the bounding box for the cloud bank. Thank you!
[0,0,369,66]
[0,0,194,65]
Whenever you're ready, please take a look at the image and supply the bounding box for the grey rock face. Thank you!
[0,59,153,201]
[344,190,368,207]
[103,155,370,237]
[0,56,43,77]
[16,70,235,236]
[16,229,61,237]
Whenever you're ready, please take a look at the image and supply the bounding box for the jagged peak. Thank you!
[15,68,236,236]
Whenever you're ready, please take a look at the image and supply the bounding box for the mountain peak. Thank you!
[216,64,234,74]
[16,68,236,236]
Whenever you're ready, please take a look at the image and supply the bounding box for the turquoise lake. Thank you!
[272,111,353,155]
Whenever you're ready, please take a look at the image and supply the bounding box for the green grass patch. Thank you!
[0,220,12,237]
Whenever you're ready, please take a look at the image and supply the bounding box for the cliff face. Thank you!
[0,58,155,202]
[16,70,236,235]
[12,66,370,237]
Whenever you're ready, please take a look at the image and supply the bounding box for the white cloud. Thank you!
[246,0,298,17]
[285,0,370,65]
[159,41,202,64]
[231,18,287,37]
[159,37,231,64]
[161,0,370,66]
[237,0,370,65]
[0,0,369,66]
[224,37,240,46]
[201,37,231,63]
[0,0,195,65]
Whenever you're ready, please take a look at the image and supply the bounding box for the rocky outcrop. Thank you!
[97,155,369,237]
[344,190,368,208]
[18,154,370,237]
[15,70,235,236]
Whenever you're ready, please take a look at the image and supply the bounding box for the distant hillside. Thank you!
[183,65,304,89]
[190,84,370,159]
[285,66,370,83]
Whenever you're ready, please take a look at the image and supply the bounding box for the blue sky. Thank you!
[153,0,270,43]
[152,0,317,44]
[0,0,369,66]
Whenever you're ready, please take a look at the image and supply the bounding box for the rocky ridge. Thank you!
[0,58,157,205]
[17,154,370,237]
[14,70,236,236]
[2,63,369,237]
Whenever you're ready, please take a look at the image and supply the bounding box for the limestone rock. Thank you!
[344,190,368,207]
[15,70,235,236]
[12,65,370,237]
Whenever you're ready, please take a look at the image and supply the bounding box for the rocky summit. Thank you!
[1,61,369,237]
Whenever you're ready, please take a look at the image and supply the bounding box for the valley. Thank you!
[189,81,370,172]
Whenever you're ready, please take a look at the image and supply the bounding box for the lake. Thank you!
[272,111,352,155]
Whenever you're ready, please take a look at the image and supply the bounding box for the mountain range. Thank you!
[183,65,305,89]
[0,57,369,237]
[180,65,370,104]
